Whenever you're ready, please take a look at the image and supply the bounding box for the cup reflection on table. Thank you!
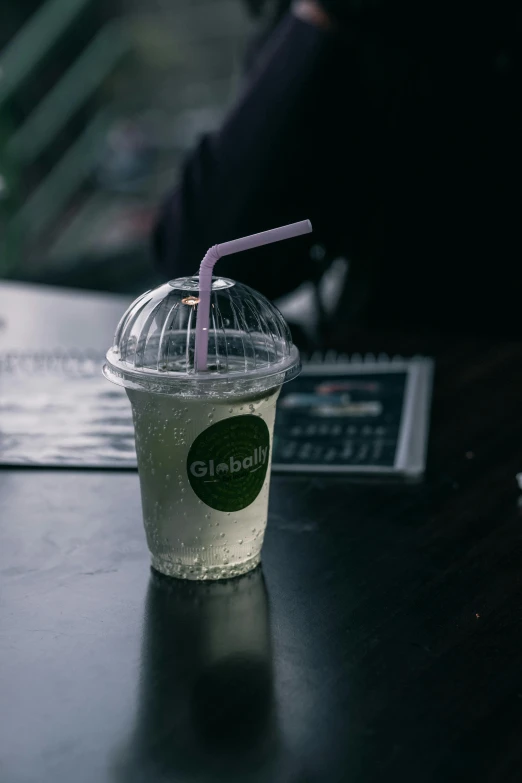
[114,567,279,783]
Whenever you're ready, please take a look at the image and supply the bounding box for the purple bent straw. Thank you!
[194,220,312,372]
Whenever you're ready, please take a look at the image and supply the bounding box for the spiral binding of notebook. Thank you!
[0,351,433,475]
[0,351,101,376]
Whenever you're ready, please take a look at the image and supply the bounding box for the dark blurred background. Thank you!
[1,1,519,345]
[0,0,254,295]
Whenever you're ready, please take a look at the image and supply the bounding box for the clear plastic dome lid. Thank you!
[103,276,301,396]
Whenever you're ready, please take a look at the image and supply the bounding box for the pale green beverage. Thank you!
[127,385,280,579]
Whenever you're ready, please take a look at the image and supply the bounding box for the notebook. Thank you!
[274,354,433,477]
[0,352,433,477]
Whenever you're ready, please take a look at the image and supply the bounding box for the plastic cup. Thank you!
[125,383,281,578]
[104,275,300,579]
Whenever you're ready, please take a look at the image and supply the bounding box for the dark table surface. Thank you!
[2,283,522,783]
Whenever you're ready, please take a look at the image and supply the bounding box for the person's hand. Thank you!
[293,0,384,29]
[291,1,333,30]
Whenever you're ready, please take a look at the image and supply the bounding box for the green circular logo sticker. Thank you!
[187,416,270,512]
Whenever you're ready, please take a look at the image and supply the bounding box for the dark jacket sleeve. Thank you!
[153,13,335,301]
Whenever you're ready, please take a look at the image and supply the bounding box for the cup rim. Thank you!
[103,344,301,397]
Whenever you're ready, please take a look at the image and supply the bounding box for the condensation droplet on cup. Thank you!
[238,539,243,544]
[220,532,225,538]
